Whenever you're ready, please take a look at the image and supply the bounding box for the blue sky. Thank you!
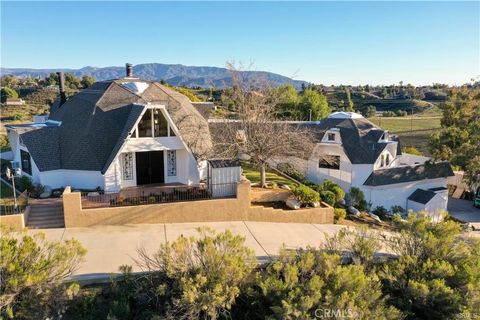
[1,1,478,85]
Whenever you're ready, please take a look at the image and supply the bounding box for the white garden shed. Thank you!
[207,159,242,198]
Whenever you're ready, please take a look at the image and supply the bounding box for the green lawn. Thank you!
[0,181,15,205]
[242,164,297,188]
[370,116,441,133]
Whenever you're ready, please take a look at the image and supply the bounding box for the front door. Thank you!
[135,151,164,185]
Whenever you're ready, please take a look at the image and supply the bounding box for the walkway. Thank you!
[27,222,346,281]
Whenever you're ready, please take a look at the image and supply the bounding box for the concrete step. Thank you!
[29,210,64,217]
[28,202,65,228]
[27,222,65,229]
[30,206,63,212]
[27,214,64,221]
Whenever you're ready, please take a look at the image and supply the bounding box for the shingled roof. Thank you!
[21,77,212,173]
[408,189,437,204]
[297,116,399,164]
[363,162,454,186]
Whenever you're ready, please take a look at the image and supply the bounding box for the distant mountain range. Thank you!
[1,63,307,89]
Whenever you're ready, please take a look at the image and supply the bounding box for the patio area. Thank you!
[81,182,236,209]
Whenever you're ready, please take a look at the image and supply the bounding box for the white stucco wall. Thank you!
[39,170,104,190]
[362,178,448,211]
[103,137,200,192]
[407,193,447,222]
[351,164,374,187]
[397,153,430,166]
[306,143,352,191]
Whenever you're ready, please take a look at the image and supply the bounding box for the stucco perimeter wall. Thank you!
[250,188,292,203]
[0,207,30,230]
[63,181,333,227]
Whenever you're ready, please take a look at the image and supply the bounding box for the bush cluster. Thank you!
[292,184,320,205]
[55,213,480,320]
[334,207,347,221]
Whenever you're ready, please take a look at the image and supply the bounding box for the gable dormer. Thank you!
[379,130,389,142]
[321,128,341,144]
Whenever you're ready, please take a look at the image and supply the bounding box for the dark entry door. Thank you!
[135,151,164,185]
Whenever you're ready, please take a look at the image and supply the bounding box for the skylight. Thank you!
[328,112,363,119]
[121,82,149,94]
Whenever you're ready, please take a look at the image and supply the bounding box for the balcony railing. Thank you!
[0,190,29,216]
[81,183,237,209]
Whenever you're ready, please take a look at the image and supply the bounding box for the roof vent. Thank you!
[126,63,133,77]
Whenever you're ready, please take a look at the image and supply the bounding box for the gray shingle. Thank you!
[408,189,437,204]
[363,162,454,186]
[22,77,212,173]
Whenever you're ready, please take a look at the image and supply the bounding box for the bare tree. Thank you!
[211,62,314,188]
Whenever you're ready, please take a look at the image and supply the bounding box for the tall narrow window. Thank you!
[380,155,385,167]
[167,150,177,176]
[386,154,390,166]
[138,109,152,137]
[153,109,169,137]
[20,150,32,175]
[122,152,134,180]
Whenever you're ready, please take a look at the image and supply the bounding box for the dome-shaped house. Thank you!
[6,64,214,192]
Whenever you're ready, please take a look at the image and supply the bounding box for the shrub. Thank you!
[345,187,367,211]
[381,212,480,319]
[383,111,396,117]
[402,146,422,155]
[134,227,255,319]
[364,105,377,118]
[390,205,405,215]
[292,184,320,205]
[0,229,86,319]
[318,179,345,203]
[0,87,18,103]
[13,113,24,121]
[395,109,407,117]
[251,248,400,320]
[15,176,34,192]
[0,135,9,149]
[320,190,336,206]
[334,208,347,222]
[372,206,388,220]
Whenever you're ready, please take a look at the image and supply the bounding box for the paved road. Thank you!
[28,222,347,280]
[448,197,480,230]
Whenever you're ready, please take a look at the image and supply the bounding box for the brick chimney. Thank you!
[126,63,133,77]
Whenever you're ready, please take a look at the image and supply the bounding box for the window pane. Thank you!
[319,155,340,170]
[138,109,152,137]
[167,150,177,176]
[169,127,176,137]
[20,150,32,175]
[153,109,169,137]
[122,153,134,180]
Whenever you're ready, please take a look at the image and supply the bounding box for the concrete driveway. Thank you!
[448,197,480,229]
[28,222,346,280]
